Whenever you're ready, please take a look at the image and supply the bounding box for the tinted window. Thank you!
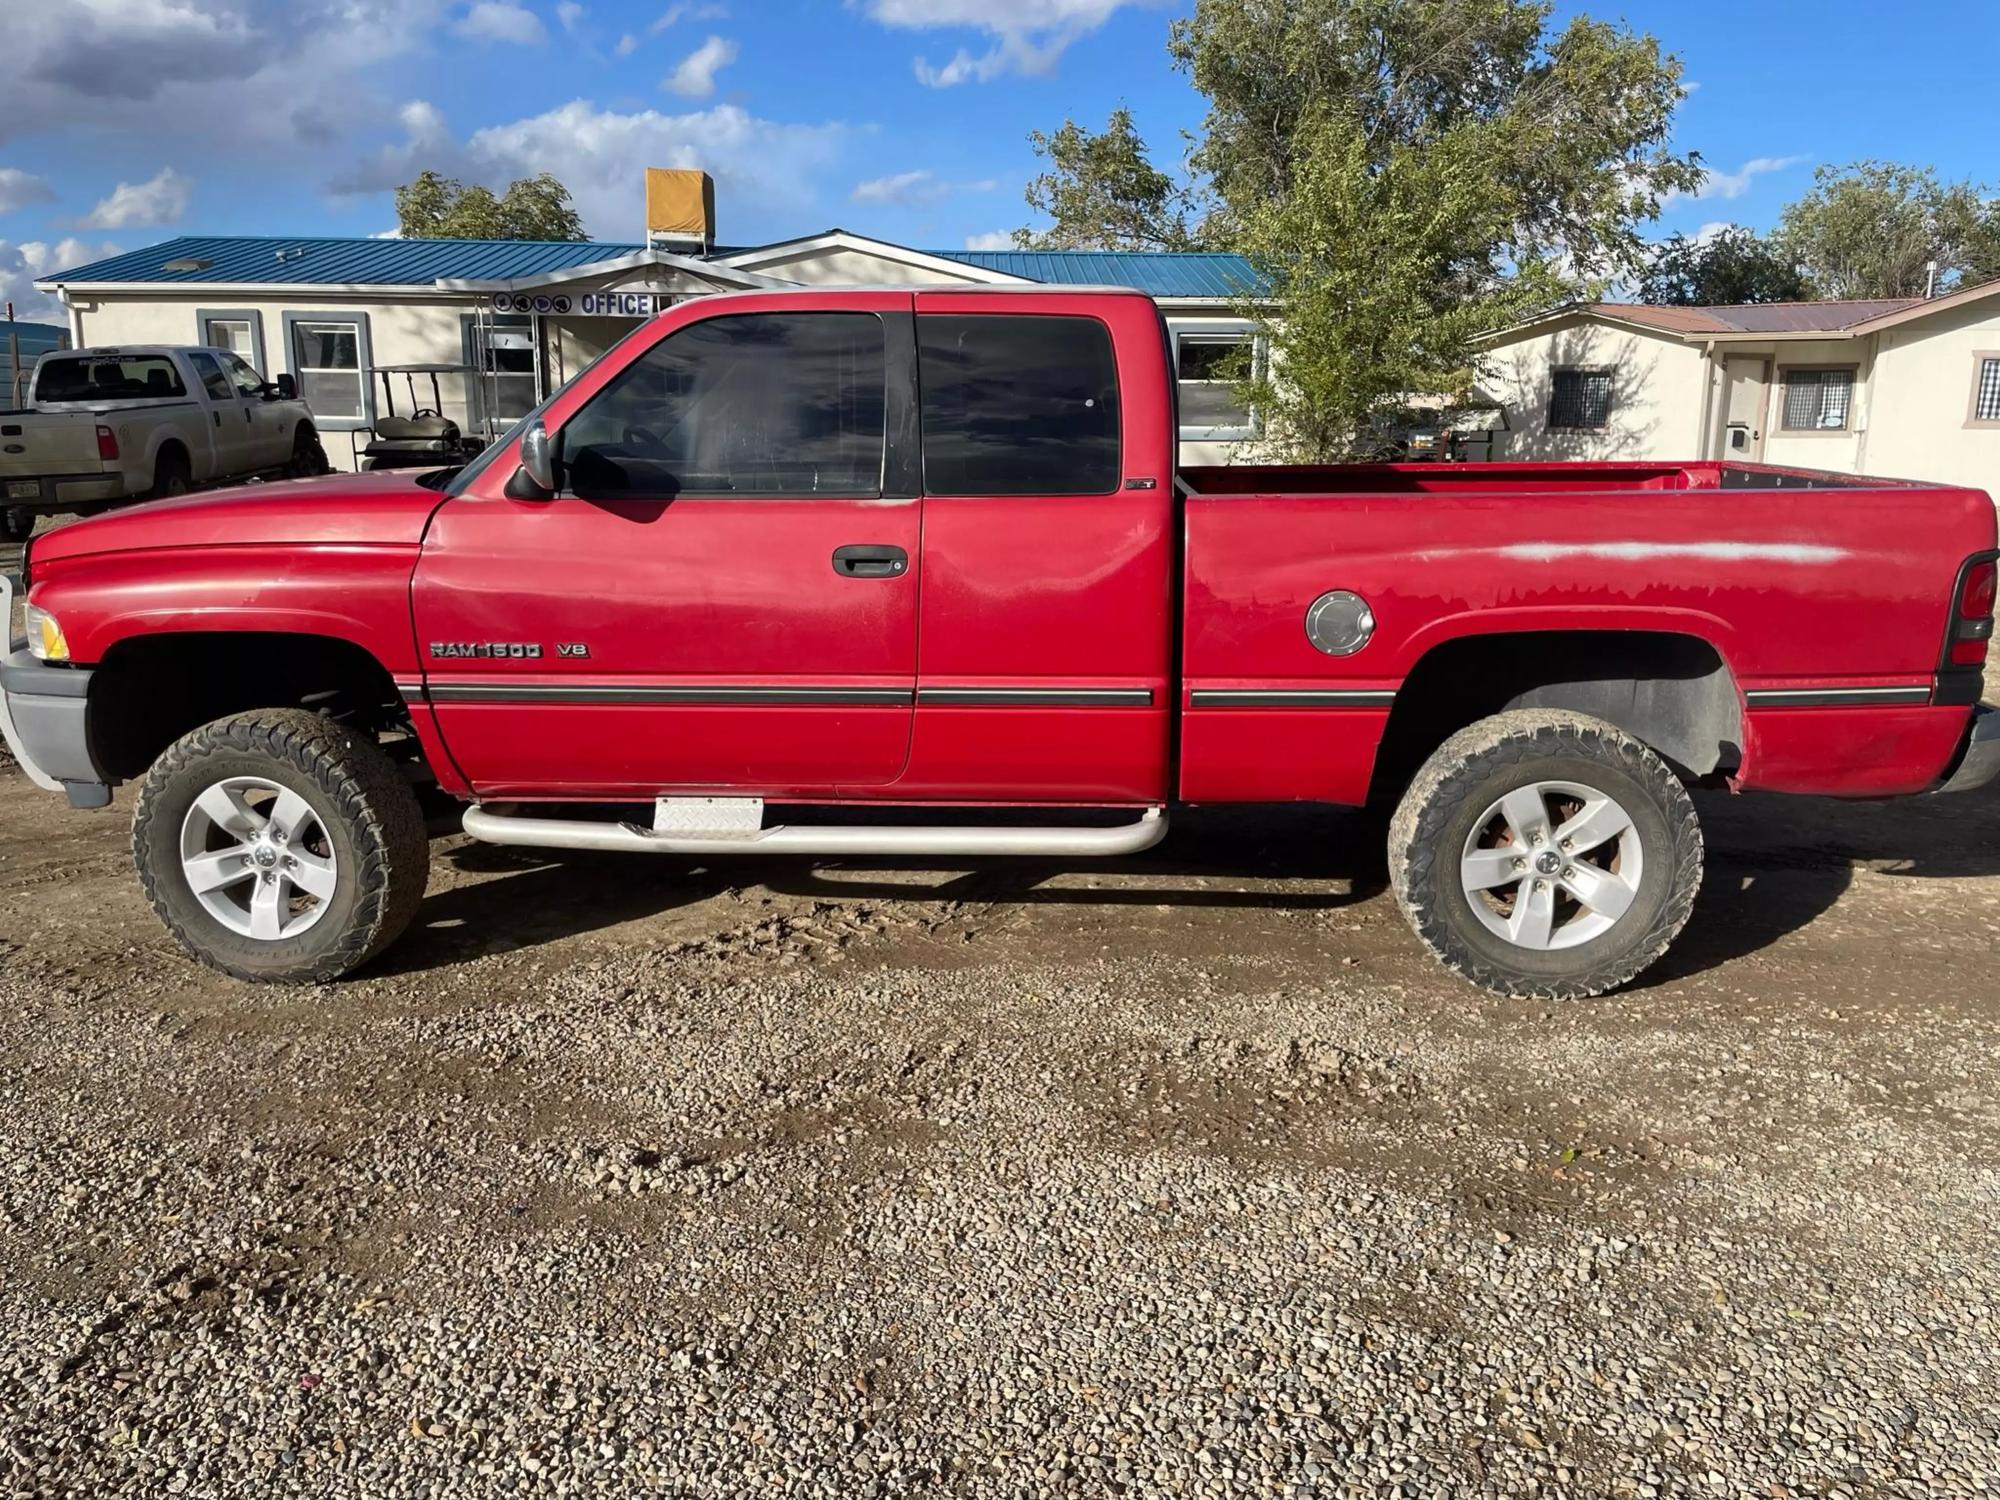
[562,313,885,497]
[188,351,234,402]
[917,314,1119,496]
[36,354,187,402]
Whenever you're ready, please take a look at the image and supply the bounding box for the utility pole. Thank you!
[4,300,19,407]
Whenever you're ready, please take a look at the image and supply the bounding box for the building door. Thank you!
[1721,356,1769,461]
[411,295,920,799]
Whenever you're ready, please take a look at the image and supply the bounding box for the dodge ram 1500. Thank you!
[4,288,1996,997]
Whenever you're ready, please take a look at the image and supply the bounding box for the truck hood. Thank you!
[28,473,446,564]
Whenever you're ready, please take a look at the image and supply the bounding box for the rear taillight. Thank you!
[95,424,118,461]
[1950,558,1997,667]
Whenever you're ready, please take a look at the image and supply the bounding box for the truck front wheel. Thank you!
[1388,710,1702,1000]
[132,709,429,983]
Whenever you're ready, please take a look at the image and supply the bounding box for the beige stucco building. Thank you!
[1477,282,2000,499]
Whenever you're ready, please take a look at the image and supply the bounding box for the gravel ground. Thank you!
[4,520,2000,1497]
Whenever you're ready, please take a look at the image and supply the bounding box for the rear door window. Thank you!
[36,354,188,402]
[188,351,235,403]
[561,312,886,497]
[916,314,1120,496]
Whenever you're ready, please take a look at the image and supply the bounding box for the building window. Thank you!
[463,314,538,428]
[283,312,372,428]
[195,309,266,377]
[1971,355,2000,426]
[1548,368,1612,430]
[1172,324,1258,440]
[1780,367,1855,431]
[917,314,1121,496]
[563,312,886,498]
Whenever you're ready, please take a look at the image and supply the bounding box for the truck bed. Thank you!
[1177,460,1995,806]
[1180,459,1930,497]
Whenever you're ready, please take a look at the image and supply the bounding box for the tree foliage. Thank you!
[395,170,587,241]
[1774,161,2000,299]
[1017,108,1199,251]
[1136,0,1701,459]
[1639,227,1809,306]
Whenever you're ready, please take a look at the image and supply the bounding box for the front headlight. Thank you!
[23,603,68,662]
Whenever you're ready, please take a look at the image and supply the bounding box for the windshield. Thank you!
[37,354,187,402]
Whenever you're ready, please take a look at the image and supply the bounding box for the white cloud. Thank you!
[651,2,726,33]
[851,169,997,205]
[963,230,1014,250]
[333,99,852,240]
[556,0,584,31]
[0,168,56,215]
[666,35,738,97]
[0,237,121,322]
[856,0,1158,86]
[616,32,639,54]
[455,0,547,44]
[75,167,191,230]
[1670,154,1808,206]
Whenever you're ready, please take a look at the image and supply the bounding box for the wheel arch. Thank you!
[1369,628,1744,806]
[86,629,418,784]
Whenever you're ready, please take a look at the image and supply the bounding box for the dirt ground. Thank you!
[3,520,1999,1497]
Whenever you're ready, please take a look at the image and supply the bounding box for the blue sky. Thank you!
[1,0,1994,321]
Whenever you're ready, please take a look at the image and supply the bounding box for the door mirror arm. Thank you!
[509,418,560,500]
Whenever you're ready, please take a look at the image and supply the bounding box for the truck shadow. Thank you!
[384,794,2000,987]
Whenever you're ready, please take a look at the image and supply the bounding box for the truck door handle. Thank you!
[832,544,908,578]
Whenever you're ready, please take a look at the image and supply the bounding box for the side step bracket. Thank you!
[461,802,1169,858]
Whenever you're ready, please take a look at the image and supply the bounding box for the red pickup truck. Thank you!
[4,287,1996,997]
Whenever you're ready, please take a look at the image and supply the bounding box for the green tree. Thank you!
[1161,0,1702,459]
[1775,161,2000,299]
[1639,227,1810,306]
[395,170,587,241]
[1017,108,1200,250]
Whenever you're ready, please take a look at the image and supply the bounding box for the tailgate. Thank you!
[0,412,105,477]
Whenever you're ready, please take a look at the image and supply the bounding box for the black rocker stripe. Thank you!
[917,687,1153,707]
[1743,686,1933,709]
[1189,688,1397,708]
[416,684,913,706]
[406,684,1155,707]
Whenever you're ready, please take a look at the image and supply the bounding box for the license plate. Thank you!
[5,481,36,499]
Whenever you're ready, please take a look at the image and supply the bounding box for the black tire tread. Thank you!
[1387,709,1703,1001]
[132,709,428,984]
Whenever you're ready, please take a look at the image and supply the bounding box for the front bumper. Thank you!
[1937,704,2000,795]
[0,573,110,806]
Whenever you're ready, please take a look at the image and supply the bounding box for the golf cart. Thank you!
[350,363,489,471]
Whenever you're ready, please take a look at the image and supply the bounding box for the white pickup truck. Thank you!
[0,345,328,541]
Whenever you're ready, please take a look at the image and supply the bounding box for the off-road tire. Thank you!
[1,506,32,543]
[150,448,192,500]
[133,709,428,983]
[1388,709,1702,1001]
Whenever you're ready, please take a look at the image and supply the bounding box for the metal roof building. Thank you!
[36,219,1267,471]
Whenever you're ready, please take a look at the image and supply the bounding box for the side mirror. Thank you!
[273,372,298,401]
[511,418,559,499]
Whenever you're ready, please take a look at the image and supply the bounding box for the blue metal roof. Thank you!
[934,249,1266,298]
[41,235,648,287]
[39,233,1266,301]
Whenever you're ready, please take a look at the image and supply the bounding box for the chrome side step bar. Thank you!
[461,803,1169,858]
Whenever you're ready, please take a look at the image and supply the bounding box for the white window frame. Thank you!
[195,308,266,377]
[281,310,373,431]
[1169,319,1261,443]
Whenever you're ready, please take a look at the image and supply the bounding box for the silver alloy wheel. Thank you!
[1458,779,1643,951]
[178,776,339,941]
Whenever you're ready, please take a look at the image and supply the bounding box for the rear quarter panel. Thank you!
[1181,481,1997,802]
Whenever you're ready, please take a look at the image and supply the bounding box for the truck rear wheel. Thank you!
[132,709,428,984]
[150,448,192,500]
[1,506,32,543]
[1388,710,1702,1000]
